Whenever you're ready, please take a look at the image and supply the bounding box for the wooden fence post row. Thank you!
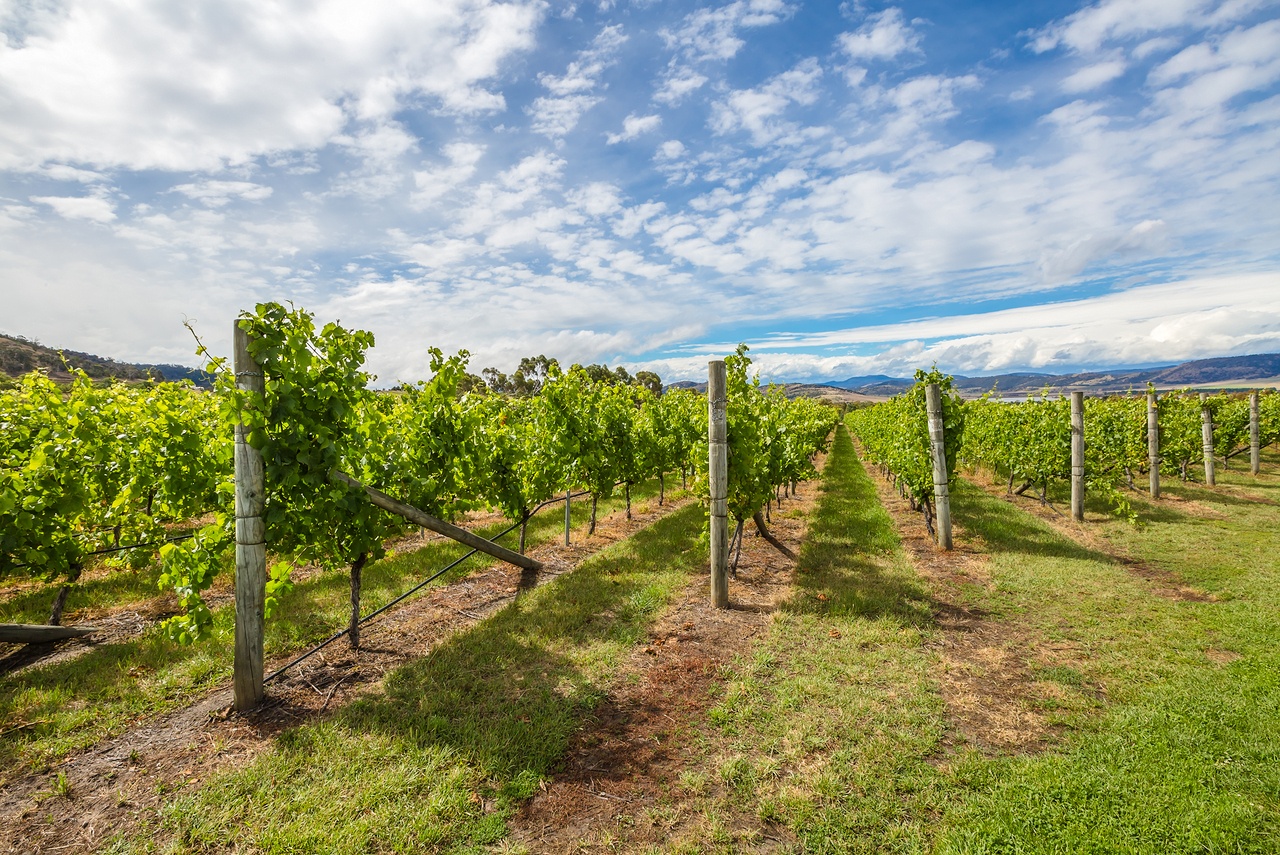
[1200,393,1216,487]
[924,383,953,550]
[708,360,729,609]
[232,321,267,712]
[1147,391,1160,499]
[1250,390,1261,476]
[1070,391,1085,522]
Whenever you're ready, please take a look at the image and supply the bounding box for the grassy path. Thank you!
[664,423,950,852]
[109,500,710,853]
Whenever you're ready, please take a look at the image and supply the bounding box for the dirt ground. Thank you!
[859,459,1066,758]
[0,497,692,855]
[505,481,820,854]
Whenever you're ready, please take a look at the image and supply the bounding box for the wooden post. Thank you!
[1250,390,1261,476]
[924,383,953,550]
[0,623,98,643]
[1147,391,1160,499]
[1201,393,1215,486]
[564,489,571,546]
[1070,391,1085,522]
[233,320,267,711]
[708,360,728,609]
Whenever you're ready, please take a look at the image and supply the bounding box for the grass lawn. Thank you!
[936,466,1280,853]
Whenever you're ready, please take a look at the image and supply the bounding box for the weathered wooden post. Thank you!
[1250,390,1261,476]
[1201,393,1215,486]
[708,360,729,609]
[924,383,953,550]
[1070,391,1085,522]
[564,489,571,546]
[1147,391,1160,499]
[233,320,267,711]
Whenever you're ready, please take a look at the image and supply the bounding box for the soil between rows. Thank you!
[858,458,1064,758]
[0,497,692,855]
[506,481,821,853]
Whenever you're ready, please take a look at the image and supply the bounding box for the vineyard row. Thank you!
[850,371,1280,538]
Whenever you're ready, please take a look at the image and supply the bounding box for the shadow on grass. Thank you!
[321,502,706,783]
[950,480,1126,565]
[1158,480,1275,508]
[0,566,166,626]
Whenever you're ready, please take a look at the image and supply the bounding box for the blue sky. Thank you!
[2,0,1278,384]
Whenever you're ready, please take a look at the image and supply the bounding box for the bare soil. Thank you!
[0,497,690,855]
[857,455,1079,762]
[506,482,821,853]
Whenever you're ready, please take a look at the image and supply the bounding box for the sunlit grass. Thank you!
[132,502,707,853]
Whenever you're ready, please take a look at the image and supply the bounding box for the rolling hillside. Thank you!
[0,334,210,387]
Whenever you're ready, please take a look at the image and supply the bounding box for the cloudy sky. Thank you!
[2,0,1278,384]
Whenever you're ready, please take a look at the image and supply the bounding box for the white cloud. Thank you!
[653,66,709,104]
[660,0,794,64]
[411,142,486,208]
[172,180,274,207]
[1147,19,1280,119]
[606,113,662,144]
[41,165,106,183]
[0,203,37,231]
[567,182,624,217]
[527,25,627,138]
[1062,56,1128,92]
[657,140,687,160]
[30,194,116,222]
[529,93,604,138]
[1030,0,1214,54]
[0,0,543,172]
[838,8,922,63]
[711,58,824,145]
[644,273,1280,381]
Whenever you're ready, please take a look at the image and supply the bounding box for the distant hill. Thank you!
[823,353,1280,398]
[0,333,210,387]
[1148,353,1280,385]
[669,353,1280,400]
[780,383,881,404]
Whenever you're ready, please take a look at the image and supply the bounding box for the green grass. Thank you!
[656,425,953,852]
[124,501,708,853]
[0,479,678,780]
[0,560,175,627]
[641,429,1280,853]
[934,456,1280,852]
